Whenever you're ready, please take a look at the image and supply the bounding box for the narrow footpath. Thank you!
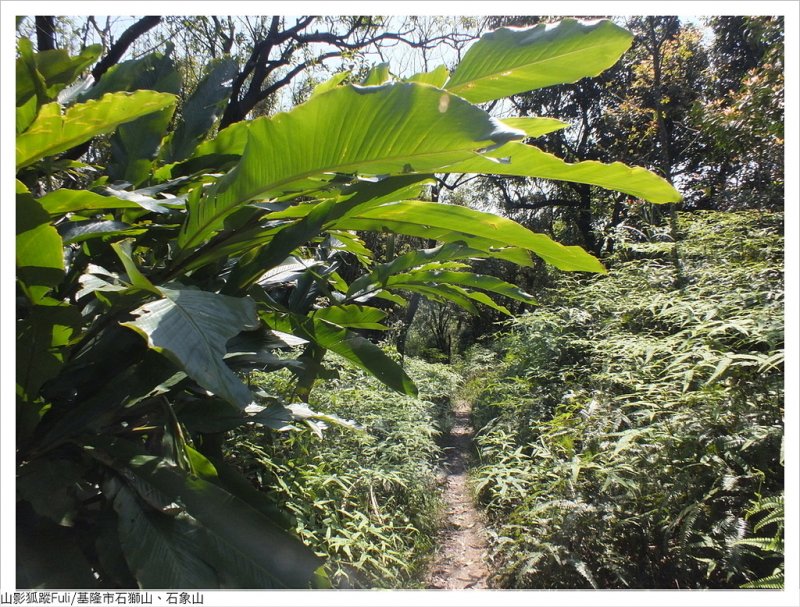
[425,398,491,589]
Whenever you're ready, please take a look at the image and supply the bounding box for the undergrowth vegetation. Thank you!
[464,210,784,589]
[227,355,461,588]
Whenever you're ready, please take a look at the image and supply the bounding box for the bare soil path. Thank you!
[425,398,491,589]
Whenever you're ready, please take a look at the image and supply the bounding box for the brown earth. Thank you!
[425,398,491,589]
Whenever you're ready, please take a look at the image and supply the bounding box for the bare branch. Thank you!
[257,51,342,104]
[91,16,162,82]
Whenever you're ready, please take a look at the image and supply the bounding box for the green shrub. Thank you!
[469,210,784,588]
[226,354,459,588]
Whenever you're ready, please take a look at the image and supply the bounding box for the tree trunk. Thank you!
[35,16,56,51]
[575,183,598,254]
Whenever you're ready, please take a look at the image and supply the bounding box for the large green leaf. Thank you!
[262,311,417,396]
[346,241,501,298]
[446,141,682,203]
[16,38,47,109]
[58,220,146,244]
[361,62,391,85]
[178,82,524,250]
[445,19,633,103]
[186,118,250,158]
[109,480,220,588]
[406,65,450,87]
[309,72,349,99]
[500,116,569,138]
[16,38,101,107]
[121,285,259,408]
[16,91,176,169]
[389,283,480,314]
[17,95,39,134]
[80,45,180,101]
[89,438,325,589]
[17,188,64,302]
[384,270,537,305]
[334,215,538,267]
[332,200,606,272]
[109,106,176,186]
[312,305,389,330]
[37,189,143,215]
[223,175,430,290]
[16,302,80,404]
[161,58,239,163]
[98,51,180,186]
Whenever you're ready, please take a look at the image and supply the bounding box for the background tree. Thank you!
[691,16,784,210]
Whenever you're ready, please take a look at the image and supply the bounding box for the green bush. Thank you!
[468,210,784,588]
[226,354,460,588]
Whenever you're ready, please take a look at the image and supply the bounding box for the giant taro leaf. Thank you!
[16,91,176,169]
[121,285,259,409]
[95,51,181,186]
[161,58,239,163]
[88,438,324,588]
[346,241,508,297]
[109,480,220,588]
[384,270,537,305]
[223,175,431,290]
[332,200,606,272]
[178,82,524,250]
[311,305,389,330]
[17,185,64,302]
[445,18,633,103]
[16,39,102,107]
[37,189,144,215]
[500,116,569,138]
[447,142,681,203]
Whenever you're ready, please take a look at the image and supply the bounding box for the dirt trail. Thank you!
[425,398,491,589]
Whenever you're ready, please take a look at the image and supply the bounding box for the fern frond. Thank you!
[741,570,784,589]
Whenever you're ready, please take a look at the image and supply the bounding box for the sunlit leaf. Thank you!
[446,19,633,103]
[312,305,389,330]
[16,91,176,169]
[333,200,606,272]
[500,116,569,138]
[16,190,64,302]
[447,142,681,203]
[178,82,524,250]
[262,311,417,396]
[406,64,449,87]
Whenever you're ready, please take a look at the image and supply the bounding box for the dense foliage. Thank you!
[465,209,784,588]
[15,16,680,589]
[230,356,460,588]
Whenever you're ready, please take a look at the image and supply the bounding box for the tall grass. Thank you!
[466,210,784,588]
[228,354,461,588]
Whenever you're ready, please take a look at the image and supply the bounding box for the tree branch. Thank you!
[91,16,162,82]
